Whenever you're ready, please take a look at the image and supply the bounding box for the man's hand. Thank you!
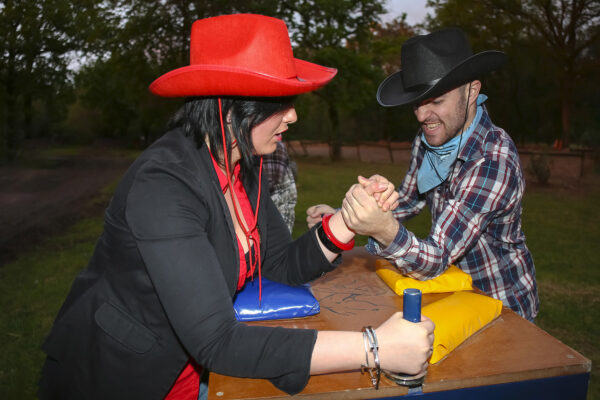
[341,182,399,247]
[306,204,336,228]
[306,174,398,231]
[358,175,399,211]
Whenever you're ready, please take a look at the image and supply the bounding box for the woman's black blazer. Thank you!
[42,129,338,399]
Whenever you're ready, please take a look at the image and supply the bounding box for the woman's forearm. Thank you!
[310,330,367,374]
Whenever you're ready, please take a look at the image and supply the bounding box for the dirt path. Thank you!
[0,146,131,265]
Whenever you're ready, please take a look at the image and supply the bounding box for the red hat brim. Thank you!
[149,58,337,98]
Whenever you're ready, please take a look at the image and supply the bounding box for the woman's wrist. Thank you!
[315,212,355,257]
[327,212,354,243]
[321,213,354,252]
[361,326,381,389]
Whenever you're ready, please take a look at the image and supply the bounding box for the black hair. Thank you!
[168,96,295,186]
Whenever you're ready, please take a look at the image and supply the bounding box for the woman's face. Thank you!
[251,107,297,155]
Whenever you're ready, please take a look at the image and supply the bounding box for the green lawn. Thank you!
[0,157,597,399]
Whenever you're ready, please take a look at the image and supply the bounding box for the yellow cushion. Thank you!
[375,259,473,295]
[423,291,503,363]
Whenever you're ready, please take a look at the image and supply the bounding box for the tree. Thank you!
[277,0,387,160]
[502,0,600,147]
[426,0,600,146]
[0,0,109,162]
[76,0,390,156]
[368,16,419,143]
[75,1,283,146]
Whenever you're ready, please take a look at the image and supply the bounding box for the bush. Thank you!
[528,153,551,185]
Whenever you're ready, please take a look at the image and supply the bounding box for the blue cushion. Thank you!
[233,277,320,321]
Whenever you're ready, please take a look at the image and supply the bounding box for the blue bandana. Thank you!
[417,94,487,194]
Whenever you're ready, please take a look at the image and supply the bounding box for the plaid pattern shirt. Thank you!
[367,107,539,321]
[263,141,297,233]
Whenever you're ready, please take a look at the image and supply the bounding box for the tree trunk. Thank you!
[560,75,573,148]
[328,103,341,161]
[23,93,33,140]
[4,51,20,162]
[5,93,20,162]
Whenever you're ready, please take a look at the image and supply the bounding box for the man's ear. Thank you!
[468,80,481,104]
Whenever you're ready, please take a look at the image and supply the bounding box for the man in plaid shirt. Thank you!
[308,28,538,321]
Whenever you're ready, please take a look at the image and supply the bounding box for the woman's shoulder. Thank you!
[108,130,215,218]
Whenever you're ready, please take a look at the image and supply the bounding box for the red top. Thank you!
[212,156,261,290]
[164,158,258,399]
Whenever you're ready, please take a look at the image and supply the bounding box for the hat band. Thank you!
[405,77,441,93]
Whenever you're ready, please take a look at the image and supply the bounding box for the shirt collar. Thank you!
[457,95,490,162]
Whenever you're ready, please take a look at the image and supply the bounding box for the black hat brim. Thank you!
[377,51,507,107]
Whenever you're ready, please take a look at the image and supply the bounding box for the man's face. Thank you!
[413,85,469,147]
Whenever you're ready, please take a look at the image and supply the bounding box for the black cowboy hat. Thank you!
[377,27,506,107]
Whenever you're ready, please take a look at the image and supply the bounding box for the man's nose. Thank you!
[414,105,430,122]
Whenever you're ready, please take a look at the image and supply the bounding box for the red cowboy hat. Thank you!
[149,14,337,97]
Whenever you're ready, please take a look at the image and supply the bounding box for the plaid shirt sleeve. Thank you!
[269,167,297,233]
[370,147,521,275]
[263,142,297,233]
[263,141,290,191]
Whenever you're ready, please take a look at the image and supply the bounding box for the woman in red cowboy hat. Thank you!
[39,14,434,400]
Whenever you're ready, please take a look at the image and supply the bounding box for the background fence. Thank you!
[286,140,597,182]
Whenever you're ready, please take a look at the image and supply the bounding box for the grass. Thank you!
[522,189,600,394]
[0,218,104,398]
[0,156,597,399]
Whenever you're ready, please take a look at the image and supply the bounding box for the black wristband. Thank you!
[317,222,344,253]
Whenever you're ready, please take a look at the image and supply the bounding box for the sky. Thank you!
[382,0,432,25]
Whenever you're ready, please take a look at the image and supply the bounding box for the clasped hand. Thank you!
[343,174,398,238]
[306,174,399,247]
[307,175,399,240]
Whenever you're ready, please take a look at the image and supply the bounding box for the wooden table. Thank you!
[208,248,591,399]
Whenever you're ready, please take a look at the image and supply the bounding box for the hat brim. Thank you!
[149,58,337,98]
[377,51,506,107]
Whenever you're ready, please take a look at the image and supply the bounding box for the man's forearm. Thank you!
[370,216,400,249]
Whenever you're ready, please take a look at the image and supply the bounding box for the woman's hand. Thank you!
[375,312,435,376]
[306,204,336,228]
[309,312,434,377]
[358,175,398,211]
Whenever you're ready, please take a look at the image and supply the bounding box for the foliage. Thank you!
[270,0,389,159]
[2,0,600,162]
[288,13,420,144]
[528,152,552,185]
[425,0,600,147]
[367,16,420,142]
[71,0,390,150]
[0,0,112,162]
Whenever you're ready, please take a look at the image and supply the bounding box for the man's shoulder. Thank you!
[477,116,519,159]
[460,116,523,181]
